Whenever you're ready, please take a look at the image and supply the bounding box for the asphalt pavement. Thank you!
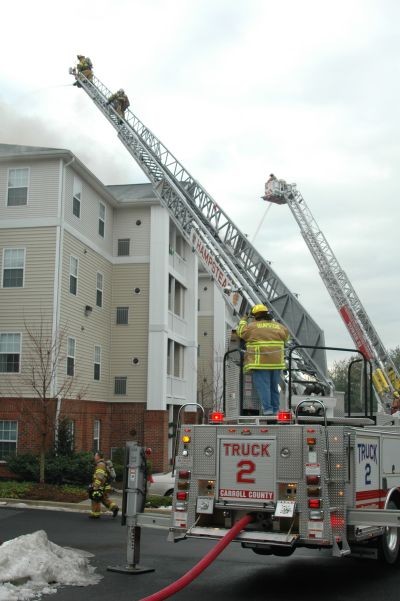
[2,498,400,601]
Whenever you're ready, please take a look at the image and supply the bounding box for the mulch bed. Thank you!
[21,484,88,503]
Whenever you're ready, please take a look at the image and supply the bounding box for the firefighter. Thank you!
[106,89,130,121]
[73,55,93,87]
[236,304,290,415]
[88,451,119,519]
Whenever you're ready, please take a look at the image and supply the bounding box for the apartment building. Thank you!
[0,143,211,473]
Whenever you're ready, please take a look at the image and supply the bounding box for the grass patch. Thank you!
[0,481,88,503]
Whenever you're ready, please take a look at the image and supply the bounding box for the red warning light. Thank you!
[209,411,224,423]
[277,411,292,423]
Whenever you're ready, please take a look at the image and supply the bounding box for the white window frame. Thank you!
[0,420,18,460]
[167,339,185,379]
[2,248,26,288]
[67,337,76,376]
[94,345,101,381]
[73,176,82,219]
[0,332,21,374]
[98,202,106,238]
[93,419,100,452]
[7,167,29,207]
[168,275,185,318]
[69,256,78,296]
[96,272,103,308]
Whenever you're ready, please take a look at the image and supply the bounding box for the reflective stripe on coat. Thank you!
[236,318,289,372]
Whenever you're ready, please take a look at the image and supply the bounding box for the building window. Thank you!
[96,272,103,308]
[93,419,100,452]
[94,345,101,381]
[67,337,75,376]
[118,239,130,256]
[99,202,105,237]
[116,307,129,325]
[168,275,185,317]
[114,376,127,395]
[73,176,81,218]
[0,333,21,373]
[167,339,184,378]
[175,233,185,258]
[2,248,25,288]
[0,420,18,460]
[65,419,75,451]
[7,168,28,206]
[69,256,78,295]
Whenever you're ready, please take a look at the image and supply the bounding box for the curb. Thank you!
[0,497,172,515]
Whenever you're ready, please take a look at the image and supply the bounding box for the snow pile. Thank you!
[0,530,102,601]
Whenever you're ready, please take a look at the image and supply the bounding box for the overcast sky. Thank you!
[1,0,399,367]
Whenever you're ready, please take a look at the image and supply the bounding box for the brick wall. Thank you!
[0,397,169,476]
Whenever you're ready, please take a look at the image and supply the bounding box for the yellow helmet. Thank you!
[251,304,269,315]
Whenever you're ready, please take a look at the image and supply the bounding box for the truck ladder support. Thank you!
[70,69,329,385]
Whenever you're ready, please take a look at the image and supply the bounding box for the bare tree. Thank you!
[2,317,87,483]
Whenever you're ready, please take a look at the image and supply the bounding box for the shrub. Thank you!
[0,481,33,499]
[5,454,39,481]
[6,452,94,485]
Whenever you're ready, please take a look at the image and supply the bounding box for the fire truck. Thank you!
[162,356,400,564]
[71,67,400,567]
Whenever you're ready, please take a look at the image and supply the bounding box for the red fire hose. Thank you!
[138,513,254,601]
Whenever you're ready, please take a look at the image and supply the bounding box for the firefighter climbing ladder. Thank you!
[264,179,400,410]
[70,69,329,387]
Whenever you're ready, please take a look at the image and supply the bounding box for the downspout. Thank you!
[52,156,75,444]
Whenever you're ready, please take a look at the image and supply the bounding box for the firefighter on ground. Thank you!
[236,304,290,416]
[88,451,119,519]
[73,55,93,87]
[107,89,130,121]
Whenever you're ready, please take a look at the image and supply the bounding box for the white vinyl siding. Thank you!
[111,264,149,401]
[7,168,29,206]
[0,160,60,221]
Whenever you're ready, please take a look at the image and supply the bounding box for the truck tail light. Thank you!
[277,411,292,423]
[306,437,316,446]
[176,491,187,501]
[306,475,320,485]
[209,411,224,423]
[178,470,191,480]
[308,498,321,509]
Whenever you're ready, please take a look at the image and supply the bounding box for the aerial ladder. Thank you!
[69,67,331,392]
[263,176,400,412]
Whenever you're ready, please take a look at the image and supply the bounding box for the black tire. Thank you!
[164,489,174,497]
[378,499,400,565]
[271,546,295,557]
[252,547,272,555]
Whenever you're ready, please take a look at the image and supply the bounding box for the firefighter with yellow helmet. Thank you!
[236,304,289,415]
[88,451,119,519]
[73,55,93,87]
[107,88,130,121]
